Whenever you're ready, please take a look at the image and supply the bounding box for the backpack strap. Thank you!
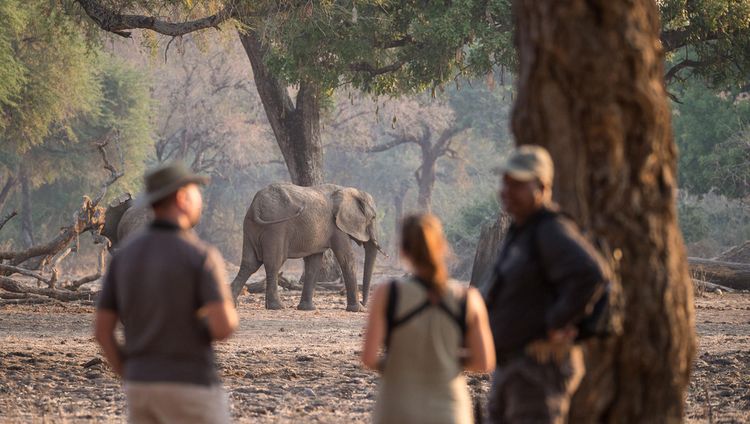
[385,280,399,350]
[385,279,469,350]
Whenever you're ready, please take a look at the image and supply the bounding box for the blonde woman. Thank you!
[362,213,495,424]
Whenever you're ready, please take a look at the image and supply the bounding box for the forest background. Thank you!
[0,0,748,277]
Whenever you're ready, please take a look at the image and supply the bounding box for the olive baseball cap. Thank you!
[135,161,209,207]
[494,145,554,186]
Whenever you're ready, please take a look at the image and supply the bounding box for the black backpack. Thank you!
[530,211,618,341]
[384,278,468,350]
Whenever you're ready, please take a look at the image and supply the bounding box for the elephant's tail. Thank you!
[251,205,305,225]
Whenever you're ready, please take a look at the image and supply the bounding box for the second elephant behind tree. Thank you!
[230,183,382,312]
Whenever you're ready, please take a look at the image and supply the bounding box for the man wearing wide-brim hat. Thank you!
[94,161,238,423]
[483,145,609,424]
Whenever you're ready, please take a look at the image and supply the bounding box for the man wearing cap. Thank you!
[94,162,238,423]
[483,145,606,423]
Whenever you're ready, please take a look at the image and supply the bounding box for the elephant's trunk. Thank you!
[362,240,378,305]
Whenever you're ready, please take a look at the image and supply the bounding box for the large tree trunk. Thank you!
[197,175,228,244]
[416,150,437,213]
[19,167,34,248]
[238,30,339,282]
[512,1,695,422]
[237,31,324,187]
[469,213,511,287]
[391,182,410,266]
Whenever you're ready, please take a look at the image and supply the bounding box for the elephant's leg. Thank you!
[297,253,324,311]
[230,254,262,301]
[263,257,285,310]
[331,235,364,312]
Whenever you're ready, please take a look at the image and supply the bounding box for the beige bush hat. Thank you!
[135,161,209,207]
[494,145,554,187]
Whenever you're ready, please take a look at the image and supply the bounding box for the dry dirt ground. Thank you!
[0,280,748,423]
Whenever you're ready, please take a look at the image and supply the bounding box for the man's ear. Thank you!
[174,186,189,209]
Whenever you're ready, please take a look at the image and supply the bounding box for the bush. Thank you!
[444,193,500,278]
[677,190,750,257]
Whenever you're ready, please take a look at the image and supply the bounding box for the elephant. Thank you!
[100,194,153,250]
[230,183,383,312]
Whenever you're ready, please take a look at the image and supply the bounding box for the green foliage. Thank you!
[0,0,28,121]
[672,79,750,198]
[444,192,499,256]
[0,2,154,243]
[661,0,750,87]
[252,0,514,95]
[0,1,101,154]
[447,79,513,147]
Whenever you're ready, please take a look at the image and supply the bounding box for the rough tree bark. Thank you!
[469,212,510,287]
[237,31,324,188]
[512,0,695,422]
[392,181,410,264]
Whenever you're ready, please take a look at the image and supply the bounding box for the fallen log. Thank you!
[692,279,736,294]
[0,277,97,301]
[244,276,346,294]
[0,298,61,306]
[688,257,750,291]
[245,273,302,293]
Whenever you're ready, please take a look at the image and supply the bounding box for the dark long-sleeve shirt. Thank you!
[484,208,605,357]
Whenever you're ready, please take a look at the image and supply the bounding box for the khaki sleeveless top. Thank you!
[373,278,473,424]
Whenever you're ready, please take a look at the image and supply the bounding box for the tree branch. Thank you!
[434,125,466,152]
[0,176,17,212]
[0,211,17,233]
[365,136,416,153]
[92,131,125,207]
[349,60,405,76]
[373,35,415,49]
[665,58,716,83]
[0,264,50,285]
[0,197,105,266]
[63,247,107,291]
[74,0,237,38]
[0,277,95,302]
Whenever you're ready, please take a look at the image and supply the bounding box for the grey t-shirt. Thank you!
[97,220,231,386]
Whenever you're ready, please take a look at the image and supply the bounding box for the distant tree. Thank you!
[660,0,750,87]
[672,79,750,198]
[365,81,512,213]
[66,0,515,189]
[0,2,152,246]
[148,39,283,248]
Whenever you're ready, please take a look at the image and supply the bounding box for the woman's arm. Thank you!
[463,288,496,373]
[361,283,389,370]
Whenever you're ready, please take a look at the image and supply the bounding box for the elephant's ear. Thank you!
[333,188,371,243]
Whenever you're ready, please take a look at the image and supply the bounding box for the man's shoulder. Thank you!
[115,228,218,263]
[175,231,224,264]
[536,208,579,235]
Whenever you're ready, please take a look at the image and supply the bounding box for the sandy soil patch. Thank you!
[0,285,747,423]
